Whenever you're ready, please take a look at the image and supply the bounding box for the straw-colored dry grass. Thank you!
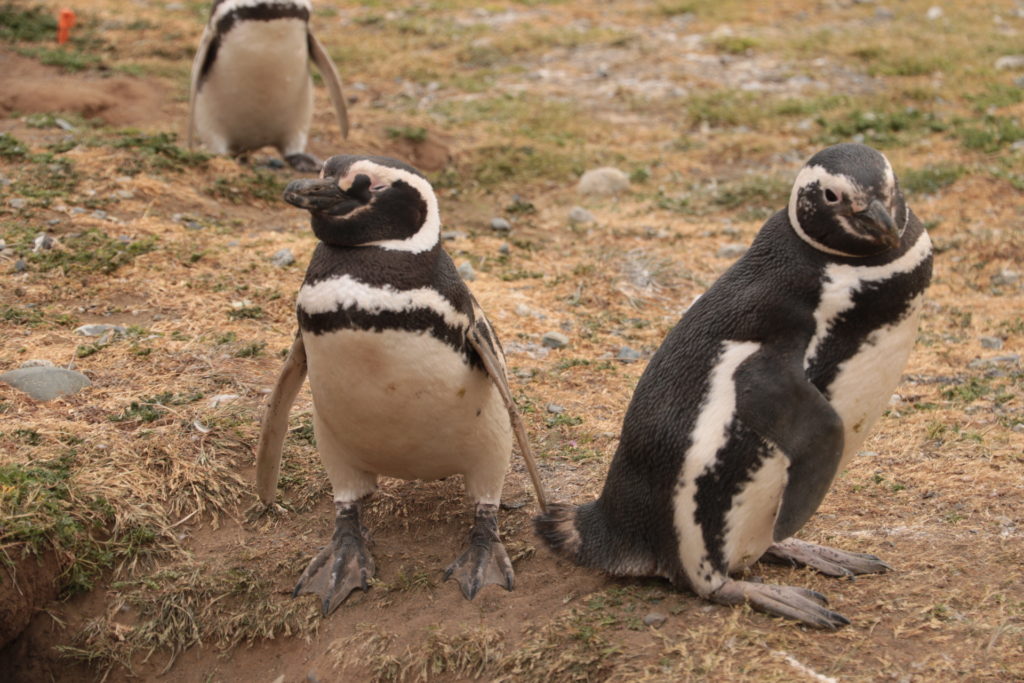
[1,0,1022,681]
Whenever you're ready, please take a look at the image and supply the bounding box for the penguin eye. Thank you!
[823,188,841,204]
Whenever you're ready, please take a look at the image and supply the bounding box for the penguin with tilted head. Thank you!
[535,143,932,628]
[187,0,349,171]
[254,155,547,615]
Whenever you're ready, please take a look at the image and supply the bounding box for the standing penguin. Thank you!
[536,143,933,628]
[255,155,547,615]
[187,0,349,171]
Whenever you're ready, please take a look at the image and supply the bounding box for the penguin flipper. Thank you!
[733,354,844,541]
[466,322,548,513]
[762,537,892,577]
[186,23,216,150]
[307,32,350,139]
[255,333,308,505]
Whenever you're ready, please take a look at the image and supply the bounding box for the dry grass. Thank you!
[0,0,1022,680]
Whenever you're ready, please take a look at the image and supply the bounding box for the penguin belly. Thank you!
[193,19,312,154]
[302,328,512,489]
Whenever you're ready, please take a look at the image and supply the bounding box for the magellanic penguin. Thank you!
[254,155,548,615]
[536,143,933,629]
[187,0,349,171]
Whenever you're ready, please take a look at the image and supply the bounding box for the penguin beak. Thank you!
[854,199,901,249]
[283,178,362,216]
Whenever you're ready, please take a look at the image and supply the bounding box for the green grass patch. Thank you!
[0,132,28,159]
[900,164,966,195]
[467,144,581,187]
[30,229,157,275]
[233,341,266,358]
[15,45,101,72]
[208,169,287,204]
[386,125,428,143]
[817,107,947,146]
[109,391,204,424]
[109,131,210,174]
[0,2,57,42]
[954,115,1024,153]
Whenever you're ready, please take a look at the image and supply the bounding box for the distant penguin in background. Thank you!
[187,0,349,171]
[254,154,547,615]
[536,143,933,628]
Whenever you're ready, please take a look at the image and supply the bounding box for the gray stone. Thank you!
[270,248,295,267]
[498,242,510,255]
[8,198,27,210]
[208,393,240,407]
[995,55,1024,71]
[717,243,748,259]
[0,367,92,401]
[490,217,512,232]
[925,6,942,20]
[980,336,1004,350]
[33,233,54,252]
[546,403,565,414]
[20,359,55,368]
[13,259,27,272]
[457,261,476,281]
[1013,423,1024,434]
[578,167,630,196]
[541,331,570,349]
[642,612,667,628]
[991,268,1020,286]
[74,323,127,337]
[968,354,1020,369]
[441,230,467,241]
[616,346,643,362]
[568,206,595,224]
[114,190,134,200]
[91,210,108,220]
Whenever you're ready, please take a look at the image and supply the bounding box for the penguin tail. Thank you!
[533,502,585,561]
[535,500,660,577]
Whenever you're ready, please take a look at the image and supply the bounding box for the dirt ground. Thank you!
[1,0,1022,681]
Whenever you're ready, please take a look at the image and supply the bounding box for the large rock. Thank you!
[0,367,92,401]
[578,167,630,196]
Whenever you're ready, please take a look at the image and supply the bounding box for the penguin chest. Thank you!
[824,297,924,470]
[195,19,312,151]
[302,327,512,482]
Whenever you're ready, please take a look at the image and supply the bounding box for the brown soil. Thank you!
[1,1,1023,682]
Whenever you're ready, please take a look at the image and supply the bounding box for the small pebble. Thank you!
[498,242,510,255]
[642,612,667,628]
[441,230,467,241]
[991,268,1020,287]
[980,336,1004,350]
[717,243,748,259]
[209,394,240,408]
[541,331,570,349]
[568,206,595,224]
[1013,424,1024,434]
[616,346,642,362]
[20,359,55,368]
[457,261,476,281]
[968,354,1020,369]
[994,55,1024,71]
[91,210,108,220]
[546,403,565,414]
[490,217,511,232]
[577,167,630,196]
[8,198,27,210]
[74,324,127,337]
[270,248,295,267]
[14,259,27,272]
[925,6,943,20]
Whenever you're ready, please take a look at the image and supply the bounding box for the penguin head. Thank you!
[283,155,440,253]
[787,143,908,258]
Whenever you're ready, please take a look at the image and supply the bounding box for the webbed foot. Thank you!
[293,501,375,616]
[762,537,891,577]
[285,153,322,173]
[443,503,514,600]
[711,578,850,630]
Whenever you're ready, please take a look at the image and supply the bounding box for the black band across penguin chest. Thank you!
[296,243,484,370]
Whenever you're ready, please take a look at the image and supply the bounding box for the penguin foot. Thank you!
[762,538,892,577]
[443,503,514,600]
[285,153,323,173]
[711,578,850,630]
[293,501,375,616]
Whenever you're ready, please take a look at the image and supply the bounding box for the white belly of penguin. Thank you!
[826,296,924,472]
[302,327,512,482]
[195,20,312,152]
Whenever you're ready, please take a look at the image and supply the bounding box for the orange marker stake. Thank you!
[57,8,76,45]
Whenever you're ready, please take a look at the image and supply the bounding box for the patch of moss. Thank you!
[0,132,28,159]
[817,108,947,146]
[0,2,57,43]
[110,131,210,174]
[900,164,966,195]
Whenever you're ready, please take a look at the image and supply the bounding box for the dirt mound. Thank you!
[0,548,60,648]
[0,50,168,125]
